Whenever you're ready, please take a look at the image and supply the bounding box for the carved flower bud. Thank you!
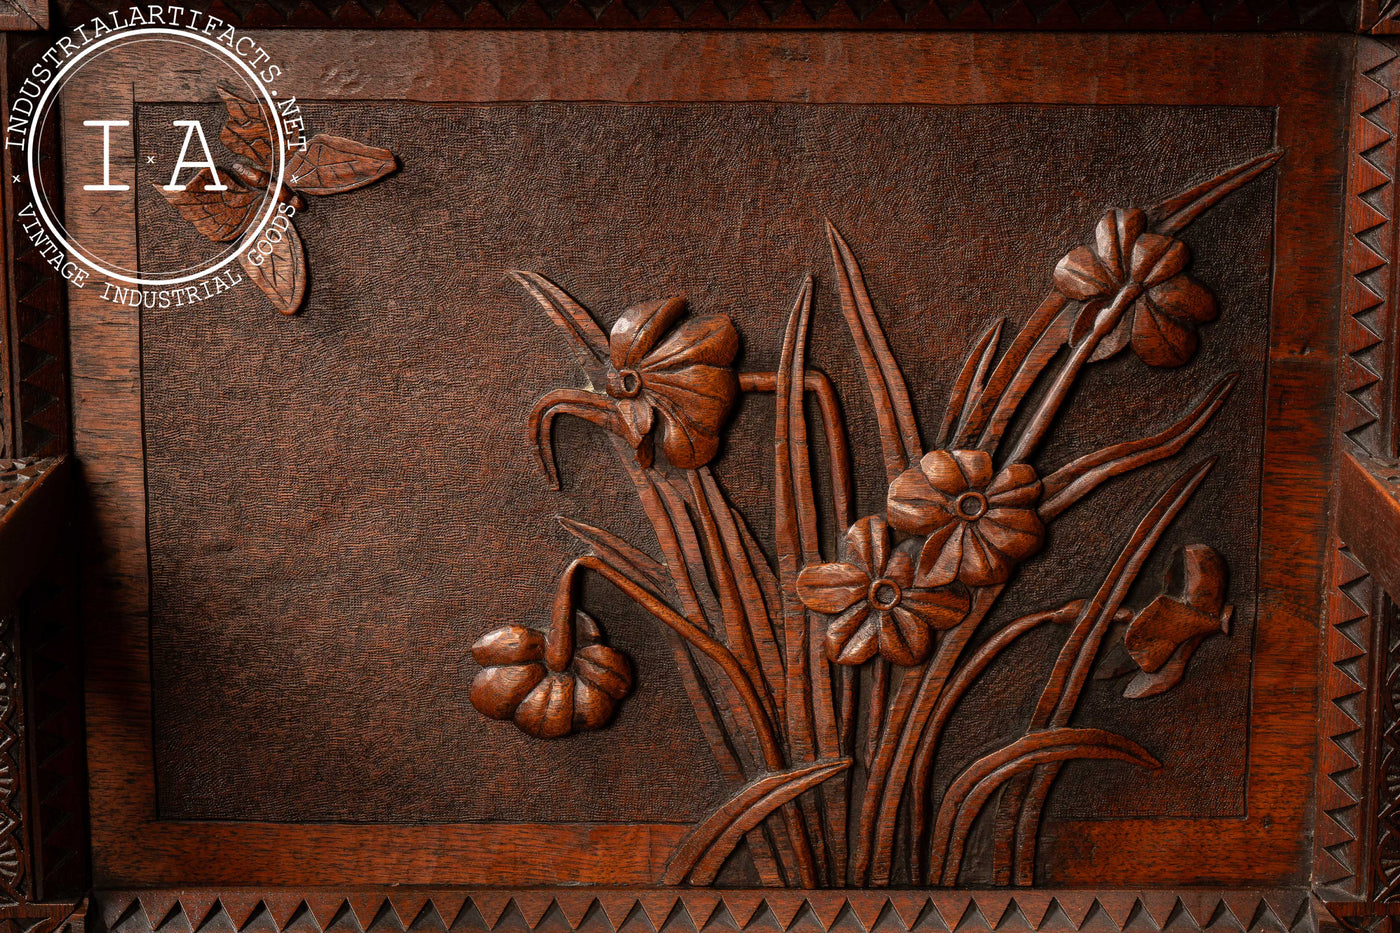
[469,618,633,739]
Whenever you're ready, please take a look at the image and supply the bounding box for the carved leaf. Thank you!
[937,318,1003,448]
[931,728,1159,884]
[661,758,852,886]
[1038,374,1238,520]
[826,222,922,479]
[557,517,669,596]
[237,221,307,314]
[1148,149,1283,235]
[511,271,611,386]
[156,167,261,242]
[287,134,397,195]
[217,85,275,171]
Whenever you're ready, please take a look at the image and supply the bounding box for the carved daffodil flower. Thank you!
[470,614,633,739]
[603,297,740,469]
[797,515,970,667]
[886,450,1045,588]
[1120,544,1233,699]
[1052,208,1218,368]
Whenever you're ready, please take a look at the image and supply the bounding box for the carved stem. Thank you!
[995,458,1216,884]
[686,469,780,728]
[866,658,889,767]
[862,588,999,886]
[907,600,1101,882]
[528,389,627,490]
[743,367,852,881]
[566,554,786,771]
[697,468,788,714]
[955,292,1069,448]
[1003,284,1143,466]
[740,371,854,532]
[563,551,817,887]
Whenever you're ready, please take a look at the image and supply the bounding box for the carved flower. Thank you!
[470,615,632,738]
[603,297,740,469]
[1052,208,1218,368]
[1120,544,1232,699]
[886,450,1045,588]
[797,515,970,667]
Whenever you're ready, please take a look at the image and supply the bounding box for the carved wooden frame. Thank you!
[0,12,1391,933]
[63,22,1340,900]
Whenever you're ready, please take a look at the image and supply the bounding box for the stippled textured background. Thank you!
[136,102,1274,827]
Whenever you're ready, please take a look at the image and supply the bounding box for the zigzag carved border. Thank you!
[1318,546,1379,900]
[1317,37,1400,909]
[93,890,1313,933]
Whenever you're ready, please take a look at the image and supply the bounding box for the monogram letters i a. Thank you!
[149,86,397,314]
[469,151,1273,888]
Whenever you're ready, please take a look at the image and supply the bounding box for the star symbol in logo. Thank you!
[9,175,18,184]
[145,155,156,164]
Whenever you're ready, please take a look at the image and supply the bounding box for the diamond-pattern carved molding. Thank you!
[94,890,1313,933]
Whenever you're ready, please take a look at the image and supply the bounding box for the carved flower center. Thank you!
[612,369,643,398]
[955,491,988,521]
[869,578,902,611]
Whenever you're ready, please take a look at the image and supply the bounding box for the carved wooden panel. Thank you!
[61,26,1345,913]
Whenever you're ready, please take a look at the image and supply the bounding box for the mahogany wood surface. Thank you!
[57,31,1347,896]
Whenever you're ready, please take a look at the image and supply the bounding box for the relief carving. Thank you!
[471,150,1277,887]
[158,87,397,315]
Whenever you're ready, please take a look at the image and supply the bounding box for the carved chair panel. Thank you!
[60,29,1347,902]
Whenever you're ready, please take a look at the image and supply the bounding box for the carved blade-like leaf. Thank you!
[938,318,1003,447]
[661,758,851,886]
[557,516,669,596]
[288,134,397,195]
[932,729,1158,884]
[238,220,307,315]
[157,167,261,242]
[1148,149,1282,236]
[511,271,610,387]
[1038,373,1238,519]
[217,85,275,171]
[826,222,921,479]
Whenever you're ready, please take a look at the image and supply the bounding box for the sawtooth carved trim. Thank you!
[3,35,71,458]
[93,889,1314,933]
[1316,37,1400,918]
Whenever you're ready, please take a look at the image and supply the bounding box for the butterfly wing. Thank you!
[287,134,396,195]
[217,85,275,172]
[238,220,307,315]
[157,167,262,242]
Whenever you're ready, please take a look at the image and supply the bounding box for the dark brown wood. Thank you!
[1338,453,1400,601]
[92,888,1315,933]
[2,32,70,459]
[46,30,1345,899]
[0,4,1380,925]
[0,457,66,608]
[45,0,1365,31]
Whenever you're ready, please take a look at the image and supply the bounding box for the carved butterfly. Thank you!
[158,86,398,314]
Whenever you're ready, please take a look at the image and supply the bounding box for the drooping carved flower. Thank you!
[603,297,740,469]
[797,515,970,667]
[1052,208,1218,368]
[886,450,1045,588]
[1120,544,1232,699]
[470,614,633,738]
